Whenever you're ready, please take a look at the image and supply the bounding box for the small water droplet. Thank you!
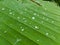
[14,38,21,45]
[37,39,39,41]
[4,31,7,33]
[35,26,39,29]
[32,17,35,20]
[34,13,37,16]
[46,33,49,36]
[17,17,20,19]
[2,8,5,10]
[9,12,12,15]
[52,21,54,23]
[21,29,24,31]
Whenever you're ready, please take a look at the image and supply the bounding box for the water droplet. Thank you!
[2,8,5,10]
[9,12,12,14]
[46,33,49,36]
[17,17,20,19]
[14,38,21,45]
[37,39,39,41]
[52,21,54,23]
[35,26,39,29]
[34,13,37,16]
[21,29,24,31]
[32,17,35,20]
[4,31,7,33]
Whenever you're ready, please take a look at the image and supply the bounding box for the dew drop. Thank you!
[9,12,13,15]
[35,26,39,29]
[34,13,37,16]
[51,21,54,23]
[32,17,35,20]
[46,33,49,36]
[4,31,7,33]
[37,39,39,42]
[2,8,5,10]
[14,38,21,45]
[21,29,24,32]
[17,17,20,19]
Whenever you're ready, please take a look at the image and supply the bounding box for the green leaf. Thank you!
[0,0,60,45]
